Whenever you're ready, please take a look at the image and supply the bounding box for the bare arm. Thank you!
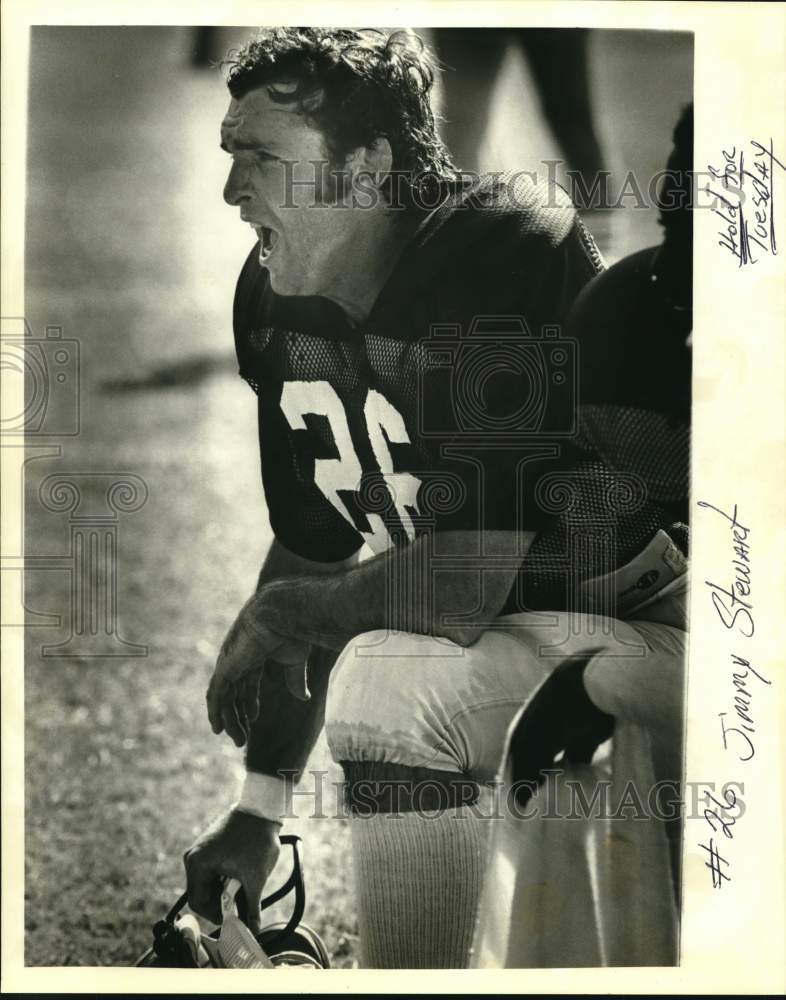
[217,538,354,751]
[252,528,536,650]
[244,644,336,777]
[207,529,535,741]
[187,541,355,930]
[255,536,359,591]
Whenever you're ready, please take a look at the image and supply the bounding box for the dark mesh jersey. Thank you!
[233,171,686,612]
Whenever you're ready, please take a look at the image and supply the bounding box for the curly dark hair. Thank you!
[223,27,458,201]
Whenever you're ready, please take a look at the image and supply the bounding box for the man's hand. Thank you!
[207,595,310,746]
[184,807,281,937]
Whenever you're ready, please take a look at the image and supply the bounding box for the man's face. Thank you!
[221,86,352,297]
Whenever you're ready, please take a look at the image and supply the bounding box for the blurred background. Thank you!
[22,26,692,966]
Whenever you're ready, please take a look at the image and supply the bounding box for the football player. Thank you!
[184,28,689,968]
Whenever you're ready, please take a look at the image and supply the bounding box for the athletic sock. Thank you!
[349,802,490,968]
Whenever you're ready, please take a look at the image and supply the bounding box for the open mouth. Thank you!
[252,224,278,264]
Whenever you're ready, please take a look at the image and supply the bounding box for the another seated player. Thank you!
[184,28,689,968]
[469,104,693,968]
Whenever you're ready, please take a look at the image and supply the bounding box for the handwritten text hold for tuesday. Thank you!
[706,139,784,267]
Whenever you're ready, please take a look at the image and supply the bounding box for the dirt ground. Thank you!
[21,26,691,967]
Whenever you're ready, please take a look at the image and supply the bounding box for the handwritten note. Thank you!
[705,139,784,266]
[700,501,753,636]
[719,653,771,762]
[696,500,772,890]
[699,785,739,889]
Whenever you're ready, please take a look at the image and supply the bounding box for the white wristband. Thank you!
[237,772,293,824]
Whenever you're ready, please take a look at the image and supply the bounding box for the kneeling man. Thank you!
[184,27,688,969]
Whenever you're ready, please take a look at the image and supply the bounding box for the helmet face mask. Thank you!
[135,834,330,969]
[258,921,331,968]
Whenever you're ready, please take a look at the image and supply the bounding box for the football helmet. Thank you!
[135,833,330,969]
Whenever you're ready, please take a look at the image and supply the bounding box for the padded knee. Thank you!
[325,627,543,785]
[324,629,472,774]
[326,633,480,811]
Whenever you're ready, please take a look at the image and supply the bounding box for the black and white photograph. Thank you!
[1,2,784,991]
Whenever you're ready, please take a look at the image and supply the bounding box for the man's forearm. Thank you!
[245,646,337,778]
[256,537,356,592]
[241,540,349,775]
[255,530,535,650]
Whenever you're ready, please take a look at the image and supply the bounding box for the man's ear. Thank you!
[346,138,393,187]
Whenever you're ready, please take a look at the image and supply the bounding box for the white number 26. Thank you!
[280,381,422,556]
